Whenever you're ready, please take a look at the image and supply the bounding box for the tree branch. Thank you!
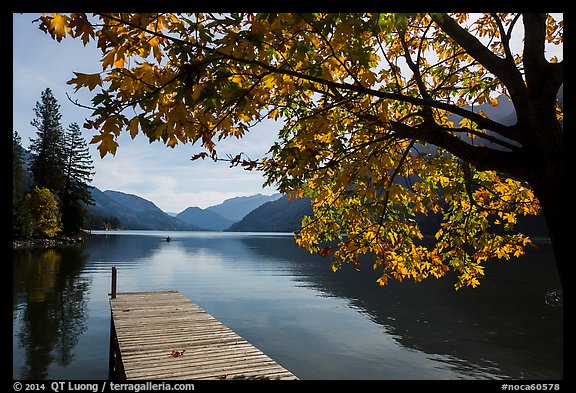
[490,13,516,68]
[388,121,528,178]
[398,25,434,123]
[430,13,526,99]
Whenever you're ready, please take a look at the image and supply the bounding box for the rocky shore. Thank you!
[12,235,85,249]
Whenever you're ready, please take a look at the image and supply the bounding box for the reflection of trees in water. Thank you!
[13,246,90,380]
[238,236,563,379]
[82,233,165,267]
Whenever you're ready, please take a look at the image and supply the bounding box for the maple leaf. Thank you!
[67,72,102,92]
[48,13,70,42]
[68,13,95,45]
[318,244,332,257]
[91,132,118,158]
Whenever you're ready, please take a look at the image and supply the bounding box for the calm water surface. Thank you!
[12,231,563,380]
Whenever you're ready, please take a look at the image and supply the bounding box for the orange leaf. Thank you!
[318,245,332,257]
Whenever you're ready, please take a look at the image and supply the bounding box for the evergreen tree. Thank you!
[61,122,95,234]
[13,131,25,202]
[13,131,32,238]
[29,88,66,194]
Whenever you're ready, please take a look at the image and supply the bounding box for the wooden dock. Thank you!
[109,290,298,380]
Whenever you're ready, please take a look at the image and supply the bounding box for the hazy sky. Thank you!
[12,13,280,212]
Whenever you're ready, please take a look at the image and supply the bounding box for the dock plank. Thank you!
[110,291,297,380]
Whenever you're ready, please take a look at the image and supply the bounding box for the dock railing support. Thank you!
[108,266,125,379]
[110,266,117,299]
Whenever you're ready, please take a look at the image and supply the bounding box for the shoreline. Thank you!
[12,235,85,249]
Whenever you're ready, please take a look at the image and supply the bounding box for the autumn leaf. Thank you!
[91,132,118,158]
[67,72,102,92]
[48,13,70,42]
[318,245,332,257]
[170,349,186,357]
[376,274,389,287]
[68,13,95,45]
[127,116,139,139]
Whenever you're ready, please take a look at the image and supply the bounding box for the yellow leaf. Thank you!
[91,132,118,158]
[267,108,280,120]
[239,112,252,122]
[230,74,243,85]
[101,50,116,70]
[438,175,450,187]
[49,13,70,42]
[101,48,126,69]
[434,228,443,240]
[376,274,389,286]
[330,260,341,272]
[149,36,163,62]
[467,278,480,288]
[262,74,276,89]
[69,13,95,46]
[128,117,139,139]
[191,85,204,101]
[67,72,102,92]
[114,55,125,69]
[167,134,178,148]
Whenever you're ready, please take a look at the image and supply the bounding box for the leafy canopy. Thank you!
[26,186,62,238]
[36,13,562,289]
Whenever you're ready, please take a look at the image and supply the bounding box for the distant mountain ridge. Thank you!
[205,194,283,222]
[175,206,235,231]
[226,195,312,232]
[87,189,198,230]
[86,188,283,231]
[176,194,282,231]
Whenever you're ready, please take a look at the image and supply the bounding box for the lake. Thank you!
[12,231,563,380]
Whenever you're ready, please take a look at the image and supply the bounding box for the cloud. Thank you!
[91,133,277,211]
[13,13,278,213]
[13,13,101,147]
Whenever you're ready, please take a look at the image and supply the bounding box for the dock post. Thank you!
[109,266,124,379]
[110,266,117,299]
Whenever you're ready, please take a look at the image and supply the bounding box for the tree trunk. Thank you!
[526,103,563,290]
[522,82,564,290]
[531,177,563,289]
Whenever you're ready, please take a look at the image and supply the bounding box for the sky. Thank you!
[12,13,281,212]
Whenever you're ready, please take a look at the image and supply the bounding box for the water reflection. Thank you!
[238,235,563,379]
[12,232,562,380]
[13,246,91,379]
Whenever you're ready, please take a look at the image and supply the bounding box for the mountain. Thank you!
[104,190,164,213]
[86,189,199,230]
[86,190,283,231]
[204,193,283,222]
[226,195,312,232]
[175,207,235,231]
[175,193,282,230]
